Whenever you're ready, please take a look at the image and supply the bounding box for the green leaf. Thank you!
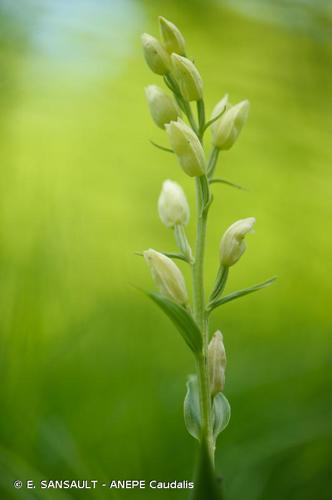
[161,251,190,263]
[212,393,231,442]
[203,107,226,133]
[209,178,246,190]
[146,292,202,353]
[184,375,201,441]
[149,140,174,154]
[209,266,229,302]
[207,276,277,312]
[134,251,189,263]
[174,225,194,264]
[190,438,224,500]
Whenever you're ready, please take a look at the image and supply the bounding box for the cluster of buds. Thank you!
[142,17,206,177]
[140,17,260,404]
[142,17,249,179]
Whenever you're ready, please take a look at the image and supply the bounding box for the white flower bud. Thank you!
[211,100,250,150]
[158,180,190,227]
[159,16,186,55]
[208,331,226,396]
[145,85,180,129]
[220,217,256,267]
[171,54,203,102]
[210,94,229,137]
[144,249,188,305]
[165,119,206,177]
[141,33,170,75]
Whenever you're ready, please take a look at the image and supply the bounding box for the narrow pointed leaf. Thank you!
[161,251,190,262]
[146,292,202,353]
[135,250,189,262]
[209,266,229,302]
[212,393,231,441]
[184,375,201,441]
[208,277,277,311]
[150,140,174,154]
[209,178,246,190]
[203,108,226,132]
[174,225,194,264]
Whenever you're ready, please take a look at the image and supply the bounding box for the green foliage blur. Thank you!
[0,0,331,499]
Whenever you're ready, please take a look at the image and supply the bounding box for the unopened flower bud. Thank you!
[158,180,189,227]
[159,16,186,55]
[210,94,229,137]
[171,54,203,102]
[211,100,249,150]
[144,249,188,305]
[141,33,170,75]
[220,217,256,267]
[208,331,226,396]
[145,85,180,129]
[165,119,206,177]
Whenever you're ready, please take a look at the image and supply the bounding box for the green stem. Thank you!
[192,176,215,465]
[174,224,194,264]
[197,99,205,140]
[184,103,199,135]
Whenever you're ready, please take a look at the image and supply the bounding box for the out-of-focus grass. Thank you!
[0,0,331,499]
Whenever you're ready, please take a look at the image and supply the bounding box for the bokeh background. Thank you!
[0,0,331,499]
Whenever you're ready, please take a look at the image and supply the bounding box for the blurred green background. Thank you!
[0,0,331,499]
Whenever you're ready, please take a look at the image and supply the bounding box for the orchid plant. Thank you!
[139,16,275,499]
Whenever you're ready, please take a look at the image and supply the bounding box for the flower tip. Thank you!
[159,17,186,56]
[239,217,256,236]
[238,99,250,117]
[165,117,182,130]
[171,52,185,66]
[144,84,152,95]
[247,217,256,230]
[141,33,150,42]
[214,330,223,340]
[143,248,153,260]
[242,99,250,111]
